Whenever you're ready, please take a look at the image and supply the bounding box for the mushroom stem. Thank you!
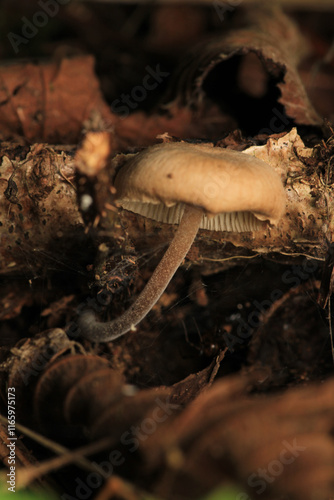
[79,205,203,342]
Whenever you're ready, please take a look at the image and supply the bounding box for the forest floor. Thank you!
[0,2,334,500]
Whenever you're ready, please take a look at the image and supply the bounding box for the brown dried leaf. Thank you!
[0,56,229,149]
[165,5,322,128]
[114,106,228,149]
[90,386,173,441]
[142,376,334,500]
[33,354,110,437]
[64,368,125,427]
[0,56,112,143]
[0,329,84,424]
[167,349,227,405]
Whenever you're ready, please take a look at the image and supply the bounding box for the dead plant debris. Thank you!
[0,2,334,500]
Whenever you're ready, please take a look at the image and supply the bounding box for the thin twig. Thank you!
[13,436,119,490]
[0,415,118,488]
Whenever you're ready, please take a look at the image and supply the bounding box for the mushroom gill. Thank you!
[79,142,286,342]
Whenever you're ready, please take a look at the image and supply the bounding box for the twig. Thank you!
[14,437,120,490]
[0,415,118,489]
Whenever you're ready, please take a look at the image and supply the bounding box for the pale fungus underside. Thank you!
[79,142,286,342]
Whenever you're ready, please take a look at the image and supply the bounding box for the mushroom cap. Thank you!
[114,142,286,231]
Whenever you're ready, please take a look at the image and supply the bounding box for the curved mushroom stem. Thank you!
[78,205,203,342]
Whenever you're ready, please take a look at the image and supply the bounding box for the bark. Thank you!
[117,129,333,268]
[1,129,333,276]
[0,142,84,276]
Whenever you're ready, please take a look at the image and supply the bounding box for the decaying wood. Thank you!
[0,142,84,276]
[1,129,333,278]
[115,129,334,268]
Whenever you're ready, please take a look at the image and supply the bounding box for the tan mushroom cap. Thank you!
[115,142,286,232]
[79,142,285,342]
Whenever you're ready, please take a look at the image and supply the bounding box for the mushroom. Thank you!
[79,142,286,342]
